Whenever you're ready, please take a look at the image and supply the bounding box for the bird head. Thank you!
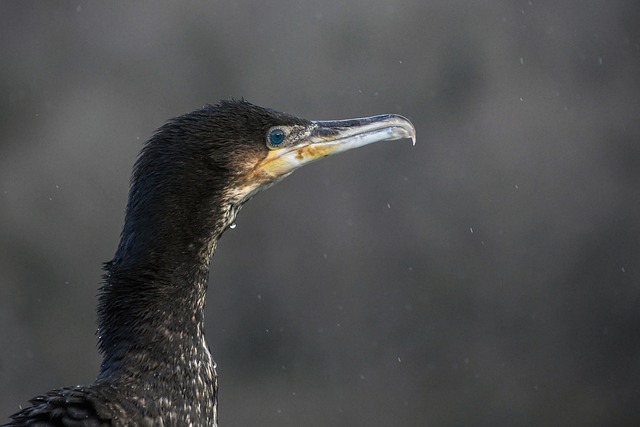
[121,99,415,255]
[143,99,415,202]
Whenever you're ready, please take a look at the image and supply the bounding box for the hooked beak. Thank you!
[258,114,416,179]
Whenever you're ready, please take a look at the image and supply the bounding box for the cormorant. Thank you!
[4,99,416,426]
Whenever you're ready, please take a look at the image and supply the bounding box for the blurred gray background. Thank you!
[1,1,639,426]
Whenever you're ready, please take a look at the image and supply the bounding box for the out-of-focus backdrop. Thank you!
[1,1,639,426]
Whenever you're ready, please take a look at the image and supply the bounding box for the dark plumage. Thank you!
[4,99,415,426]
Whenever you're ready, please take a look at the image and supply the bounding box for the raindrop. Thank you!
[229,222,237,229]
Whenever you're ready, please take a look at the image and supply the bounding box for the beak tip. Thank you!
[394,115,416,146]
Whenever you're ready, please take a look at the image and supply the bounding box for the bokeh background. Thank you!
[1,1,639,426]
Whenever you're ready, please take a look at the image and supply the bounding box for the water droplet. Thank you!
[229,222,237,229]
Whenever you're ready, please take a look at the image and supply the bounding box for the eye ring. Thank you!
[268,128,286,146]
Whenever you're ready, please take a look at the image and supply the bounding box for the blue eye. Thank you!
[268,128,285,146]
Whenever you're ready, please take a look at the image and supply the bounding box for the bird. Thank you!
[4,99,416,427]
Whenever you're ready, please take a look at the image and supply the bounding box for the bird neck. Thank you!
[96,189,239,382]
